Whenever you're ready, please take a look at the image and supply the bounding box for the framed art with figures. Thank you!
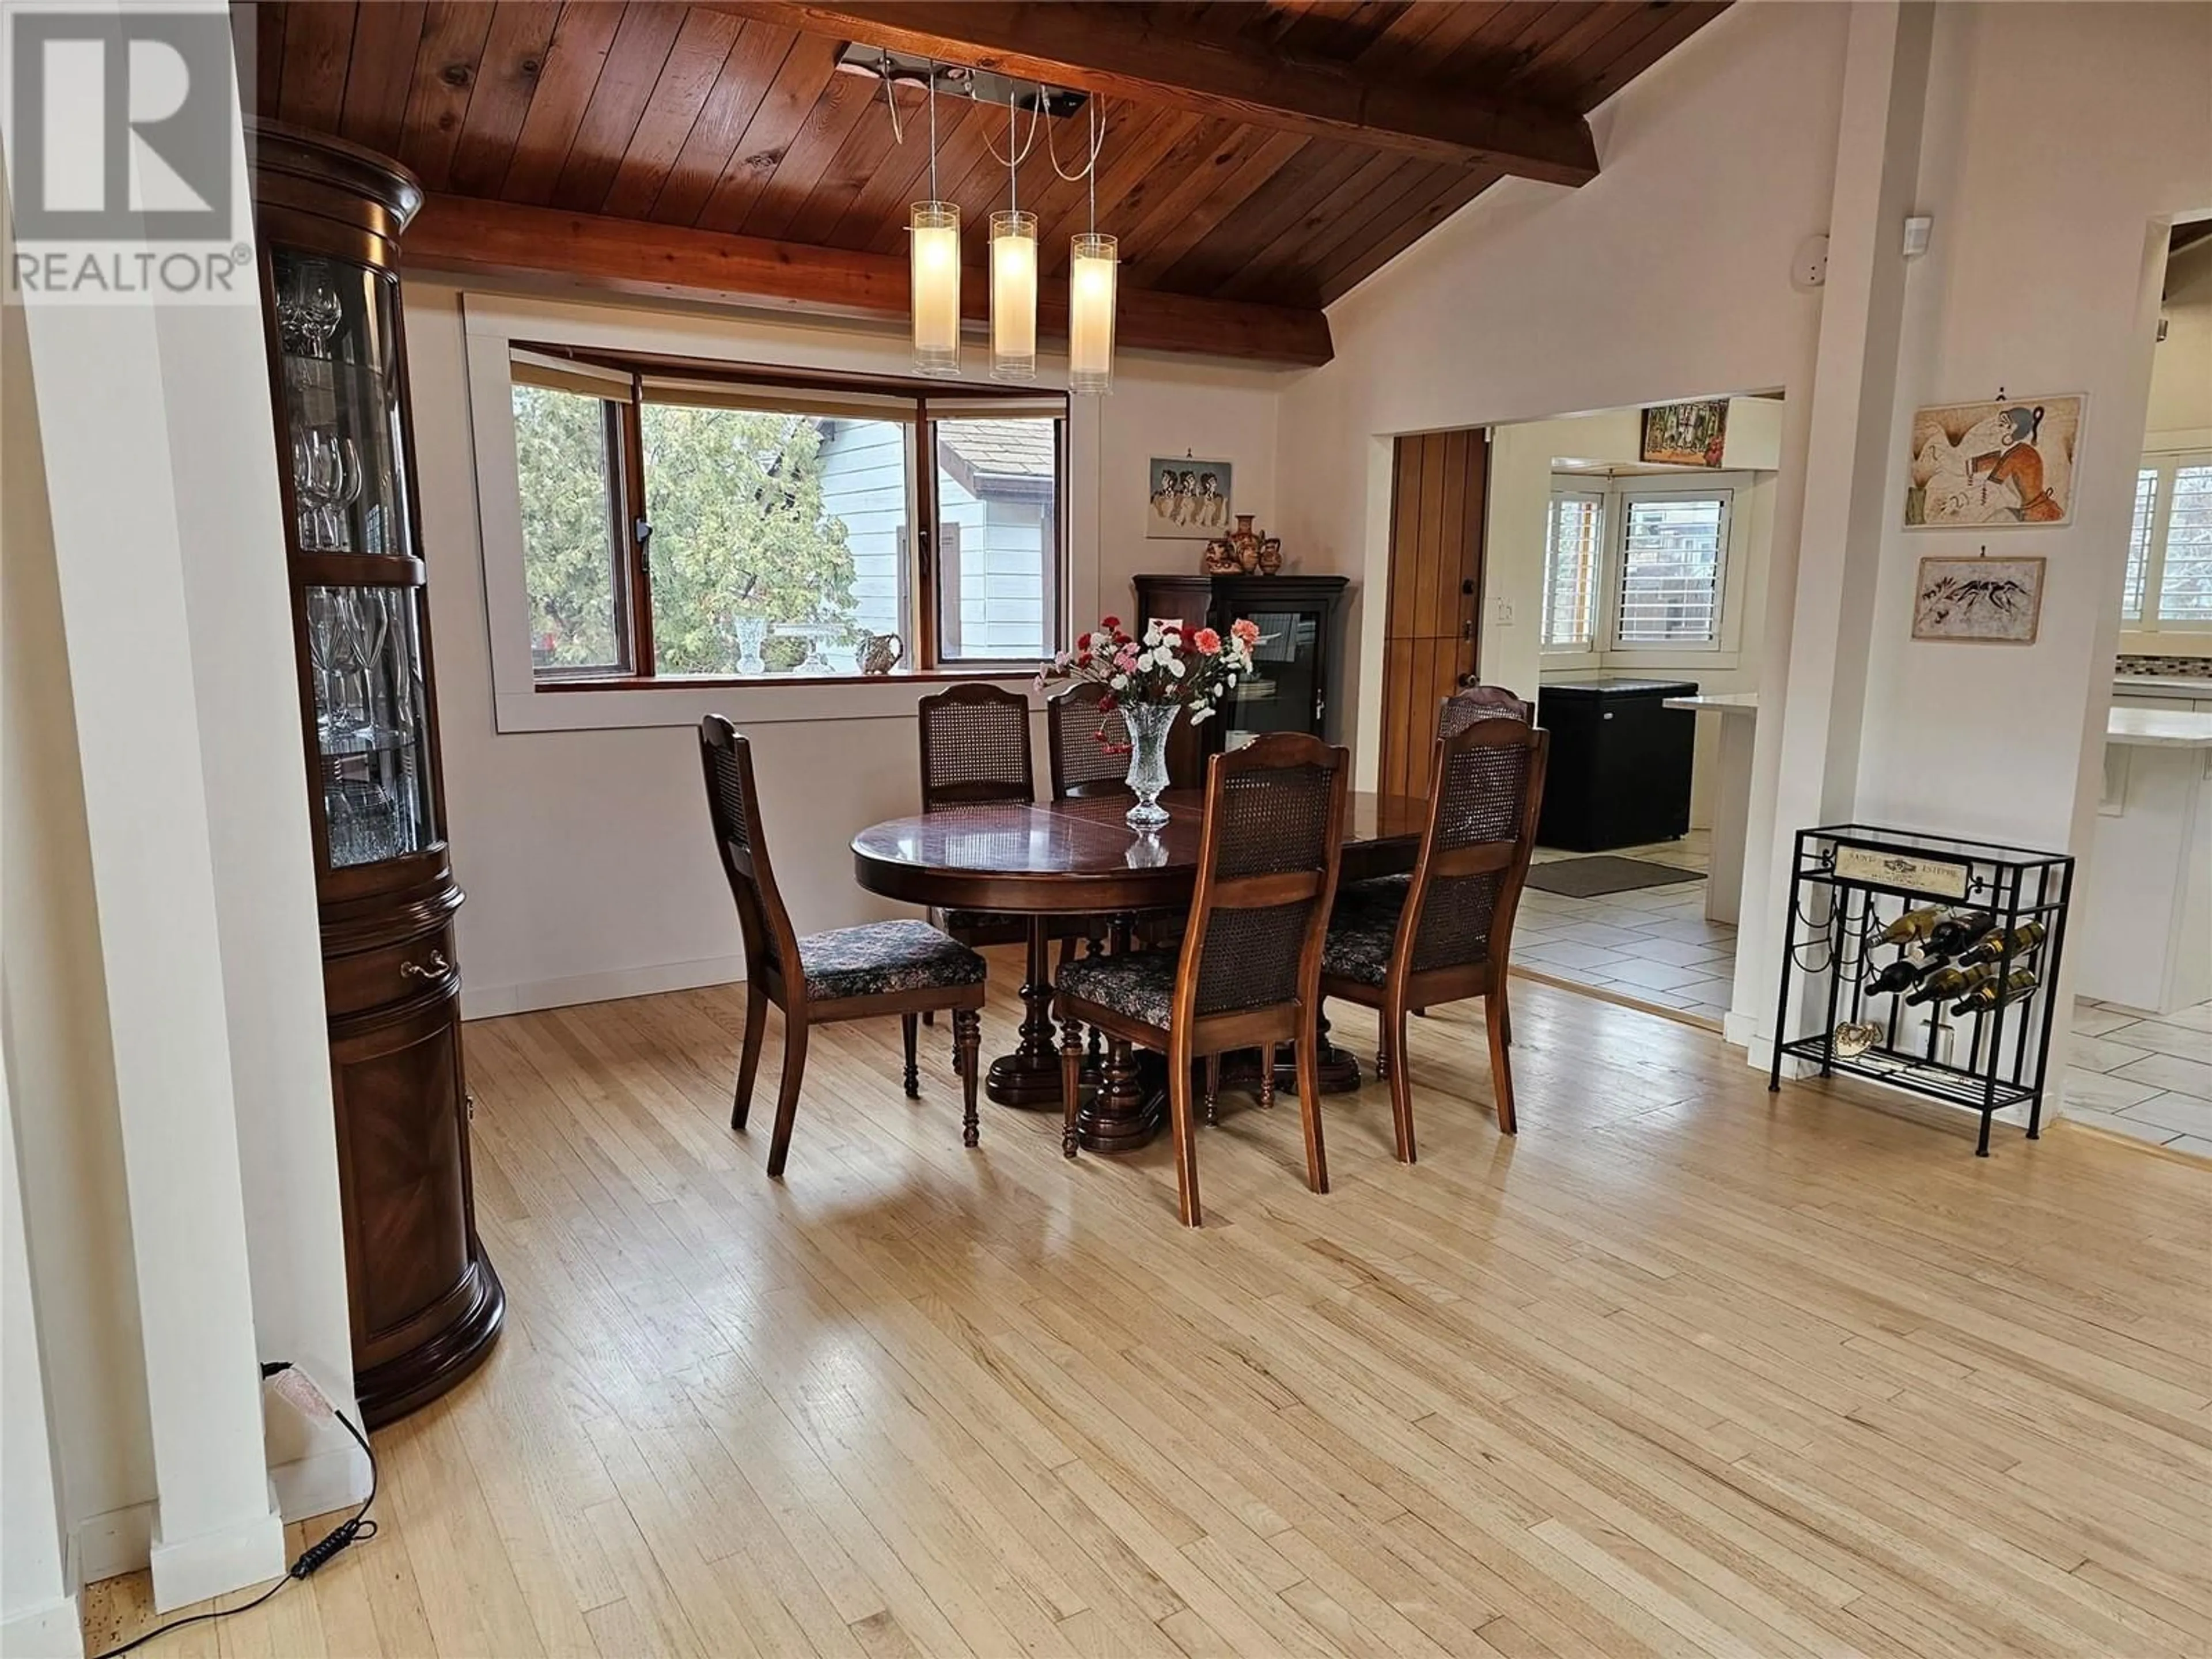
[1911,554,2045,645]
[1640,399,1730,468]
[1905,393,2083,528]
[1146,457,1233,538]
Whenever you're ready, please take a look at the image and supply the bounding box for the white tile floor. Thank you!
[2065,996,2212,1156]
[1517,831,1736,1027]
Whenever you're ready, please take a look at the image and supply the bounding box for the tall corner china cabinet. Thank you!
[248,123,501,1425]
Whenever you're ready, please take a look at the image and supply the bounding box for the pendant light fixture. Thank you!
[1065,99,1116,396]
[989,91,1040,381]
[909,62,960,377]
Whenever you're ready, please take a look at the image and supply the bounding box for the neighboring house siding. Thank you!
[816,418,906,661]
[816,419,1055,666]
[957,501,1048,661]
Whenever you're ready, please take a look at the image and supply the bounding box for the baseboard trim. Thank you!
[148,1507,285,1613]
[461,955,745,1020]
[268,1440,372,1525]
[1,1593,83,1658]
[73,1501,154,1589]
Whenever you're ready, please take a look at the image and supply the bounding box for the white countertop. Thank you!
[1662,692,1759,715]
[2115,674,2212,697]
[2108,707,2212,748]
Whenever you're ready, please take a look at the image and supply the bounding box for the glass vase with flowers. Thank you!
[1039,613,1261,828]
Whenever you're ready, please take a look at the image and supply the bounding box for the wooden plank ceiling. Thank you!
[245,1,1726,362]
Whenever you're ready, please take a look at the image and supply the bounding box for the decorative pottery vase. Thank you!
[1122,702,1179,828]
[1257,535,1283,575]
[1228,513,1262,574]
[1202,536,1241,574]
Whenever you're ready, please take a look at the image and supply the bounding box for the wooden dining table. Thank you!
[852,789,1429,1152]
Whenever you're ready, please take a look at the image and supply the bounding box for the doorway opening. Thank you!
[2065,217,2212,1152]
[1478,395,1785,1029]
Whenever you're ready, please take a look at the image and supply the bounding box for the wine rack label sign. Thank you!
[1832,847,1971,900]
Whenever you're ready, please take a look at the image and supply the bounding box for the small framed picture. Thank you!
[1146,456,1233,539]
[1640,400,1729,468]
[1911,555,2045,645]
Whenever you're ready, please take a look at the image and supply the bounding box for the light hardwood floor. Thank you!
[85,959,2211,1658]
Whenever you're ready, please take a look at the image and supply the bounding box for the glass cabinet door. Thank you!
[269,247,411,558]
[1222,605,1323,748]
[306,586,437,868]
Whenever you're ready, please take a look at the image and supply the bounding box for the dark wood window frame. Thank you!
[511,343,1070,692]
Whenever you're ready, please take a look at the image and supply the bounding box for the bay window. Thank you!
[507,346,1067,684]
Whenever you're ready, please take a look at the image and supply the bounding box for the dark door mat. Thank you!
[1527,856,1708,898]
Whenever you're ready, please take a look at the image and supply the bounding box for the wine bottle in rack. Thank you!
[1950,968,2039,1015]
[1878,906,1947,946]
[1868,952,1935,995]
[1904,964,1993,1006]
[1959,921,2045,967]
[1925,910,1997,957]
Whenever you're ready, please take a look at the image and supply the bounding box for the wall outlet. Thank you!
[1493,597,1515,626]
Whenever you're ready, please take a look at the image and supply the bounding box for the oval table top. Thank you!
[852,790,1430,914]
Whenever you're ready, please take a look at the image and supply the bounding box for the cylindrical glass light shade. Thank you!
[910,202,961,377]
[1068,233,1118,396]
[989,210,1039,381]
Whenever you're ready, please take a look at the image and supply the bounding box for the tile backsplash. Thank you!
[2116,654,2212,679]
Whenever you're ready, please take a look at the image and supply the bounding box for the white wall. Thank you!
[2147,239,2212,442]
[1853,3,2212,863]
[1,59,364,1605]
[1279,0,2211,1111]
[1,294,158,1587]
[1275,1,1846,799]
[406,285,1286,1016]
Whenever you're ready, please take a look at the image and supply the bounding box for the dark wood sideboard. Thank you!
[249,123,502,1425]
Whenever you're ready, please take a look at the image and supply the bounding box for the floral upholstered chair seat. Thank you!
[1321,876,1416,987]
[798,921,987,1001]
[1054,949,1179,1028]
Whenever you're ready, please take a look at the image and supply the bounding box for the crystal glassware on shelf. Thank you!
[324,434,363,551]
[274,264,308,354]
[299,263,342,359]
[293,429,329,550]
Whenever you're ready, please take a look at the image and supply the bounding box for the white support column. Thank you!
[1732,0,1935,1060]
[1,1057,83,1658]
[15,295,285,1613]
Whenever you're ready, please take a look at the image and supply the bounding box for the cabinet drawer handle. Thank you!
[400,949,449,980]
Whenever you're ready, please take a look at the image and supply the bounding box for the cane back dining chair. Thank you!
[916,682,1037,961]
[1321,718,1548,1160]
[1054,732,1350,1227]
[700,717,984,1177]
[1439,683,1534,734]
[1047,681,1132,800]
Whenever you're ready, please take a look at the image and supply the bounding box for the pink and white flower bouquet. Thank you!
[1038,613,1262,827]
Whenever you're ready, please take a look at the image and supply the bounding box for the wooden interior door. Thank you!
[1380,429,1488,801]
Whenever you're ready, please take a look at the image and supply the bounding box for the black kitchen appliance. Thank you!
[1535,678,1699,850]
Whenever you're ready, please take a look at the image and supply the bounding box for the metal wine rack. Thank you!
[1768,824,2074,1156]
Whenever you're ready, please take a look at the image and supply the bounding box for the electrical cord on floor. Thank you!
[90,1366,379,1659]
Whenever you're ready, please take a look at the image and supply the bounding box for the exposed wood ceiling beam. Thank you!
[706,2,1600,186]
[403,196,1334,368]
